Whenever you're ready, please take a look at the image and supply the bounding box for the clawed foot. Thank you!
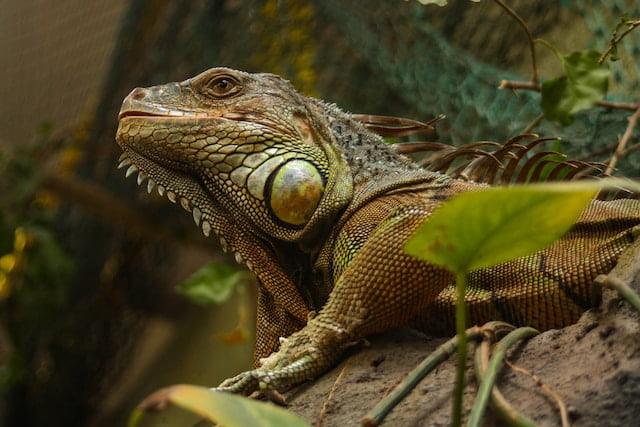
[213,354,316,398]
[214,319,357,397]
[213,373,287,405]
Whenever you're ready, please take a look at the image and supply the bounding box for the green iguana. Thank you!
[115,67,640,395]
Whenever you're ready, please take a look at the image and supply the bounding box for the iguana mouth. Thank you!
[118,108,246,122]
[118,110,165,120]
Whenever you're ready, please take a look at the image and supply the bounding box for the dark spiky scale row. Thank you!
[393,134,607,185]
[115,67,640,395]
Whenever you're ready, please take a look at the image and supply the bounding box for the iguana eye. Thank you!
[204,75,242,98]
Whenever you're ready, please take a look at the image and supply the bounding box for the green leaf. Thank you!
[540,49,609,125]
[405,183,600,274]
[130,384,311,427]
[177,262,250,305]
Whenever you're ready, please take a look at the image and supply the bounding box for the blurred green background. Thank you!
[0,1,638,426]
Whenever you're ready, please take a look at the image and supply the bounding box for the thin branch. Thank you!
[599,19,640,64]
[624,142,640,156]
[317,360,350,427]
[499,79,540,91]
[522,113,545,134]
[493,0,539,84]
[605,106,640,174]
[597,99,640,111]
[504,360,571,427]
[499,80,640,112]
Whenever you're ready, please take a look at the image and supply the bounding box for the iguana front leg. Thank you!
[218,204,453,394]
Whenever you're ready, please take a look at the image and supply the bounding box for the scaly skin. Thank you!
[115,67,640,395]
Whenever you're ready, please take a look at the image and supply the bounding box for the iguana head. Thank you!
[115,67,352,247]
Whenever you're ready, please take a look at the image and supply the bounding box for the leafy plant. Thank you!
[177,262,253,306]
[404,179,640,426]
[0,125,76,389]
[540,48,609,126]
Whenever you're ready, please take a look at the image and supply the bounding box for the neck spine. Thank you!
[319,102,420,186]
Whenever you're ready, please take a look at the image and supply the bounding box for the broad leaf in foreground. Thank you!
[405,183,599,274]
[130,384,311,427]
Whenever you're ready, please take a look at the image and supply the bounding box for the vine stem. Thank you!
[468,327,540,427]
[361,327,485,426]
[452,272,468,427]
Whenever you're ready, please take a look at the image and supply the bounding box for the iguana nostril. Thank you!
[131,87,147,100]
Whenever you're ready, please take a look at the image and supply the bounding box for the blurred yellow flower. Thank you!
[13,227,29,252]
[0,254,16,273]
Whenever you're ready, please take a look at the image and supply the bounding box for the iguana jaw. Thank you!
[115,145,225,242]
[115,83,246,246]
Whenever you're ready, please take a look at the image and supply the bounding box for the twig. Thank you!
[317,360,350,427]
[624,142,640,156]
[493,0,539,84]
[499,80,640,112]
[598,100,640,111]
[605,106,640,174]
[42,169,216,251]
[577,141,620,162]
[504,360,571,427]
[499,80,540,91]
[599,19,640,64]
[522,113,545,134]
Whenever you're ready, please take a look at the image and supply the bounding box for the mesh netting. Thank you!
[94,0,639,175]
